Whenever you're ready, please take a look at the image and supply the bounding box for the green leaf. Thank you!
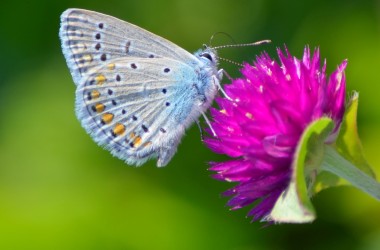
[335,92,375,177]
[266,118,334,223]
[312,92,376,194]
[321,145,380,200]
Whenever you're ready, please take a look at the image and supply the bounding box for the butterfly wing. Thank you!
[75,57,204,167]
[59,8,199,86]
[59,9,210,166]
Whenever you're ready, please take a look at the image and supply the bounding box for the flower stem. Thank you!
[322,145,380,200]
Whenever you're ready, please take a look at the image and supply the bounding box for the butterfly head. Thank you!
[195,46,219,68]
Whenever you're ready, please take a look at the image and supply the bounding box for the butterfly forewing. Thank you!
[60,8,198,85]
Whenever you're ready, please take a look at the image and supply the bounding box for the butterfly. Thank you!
[59,8,224,167]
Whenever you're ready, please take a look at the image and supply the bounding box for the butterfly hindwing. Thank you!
[76,56,201,166]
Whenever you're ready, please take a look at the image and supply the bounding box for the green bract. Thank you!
[268,93,379,223]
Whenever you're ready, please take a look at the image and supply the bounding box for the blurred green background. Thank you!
[1,0,380,249]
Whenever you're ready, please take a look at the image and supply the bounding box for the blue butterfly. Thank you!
[59,9,224,167]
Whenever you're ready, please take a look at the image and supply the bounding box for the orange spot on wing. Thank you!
[129,132,136,139]
[95,103,105,113]
[101,113,114,124]
[83,54,93,62]
[113,123,126,136]
[142,141,152,148]
[95,74,106,85]
[133,136,142,147]
[91,90,100,99]
[107,63,115,70]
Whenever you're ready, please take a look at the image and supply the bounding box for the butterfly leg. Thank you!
[220,69,233,81]
[213,70,233,101]
[202,112,217,137]
[195,119,204,141]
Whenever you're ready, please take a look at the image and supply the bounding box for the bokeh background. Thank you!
[1,0,380,249]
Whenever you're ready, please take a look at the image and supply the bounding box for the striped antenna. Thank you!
[212,40,271,50]
[218,57,243,67]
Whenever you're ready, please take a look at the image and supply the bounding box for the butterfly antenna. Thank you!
[212,39,271,50]
[219,57,243,67]
[209,32,237,47]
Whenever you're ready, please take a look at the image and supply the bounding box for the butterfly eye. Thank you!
[201,53,213,62]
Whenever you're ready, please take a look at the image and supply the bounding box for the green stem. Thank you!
[322,145,380,200]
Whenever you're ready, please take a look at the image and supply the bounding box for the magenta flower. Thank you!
[205,47,348,222]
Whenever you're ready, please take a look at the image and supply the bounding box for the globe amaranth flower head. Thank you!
[204,47,347,222]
